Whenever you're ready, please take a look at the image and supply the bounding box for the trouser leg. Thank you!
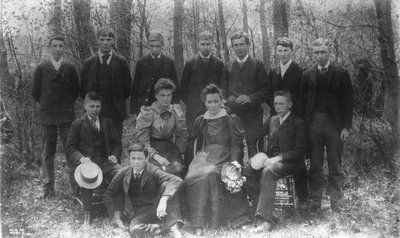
[113,119,123,142]
[58,122,75,194]
[294,161,308,203]
[41,124,58,193]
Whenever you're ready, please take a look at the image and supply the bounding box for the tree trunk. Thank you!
[50,0,62,35]
[137,0,146,57]
[273,0,289,42]
[0,0,10,82]
[174,0,184,78]
[72,0,96,60]
[110,0,133,59]
[242,0,248,33]
[218,0,229,62]
[374,0,400,177]
[259,0,271,71]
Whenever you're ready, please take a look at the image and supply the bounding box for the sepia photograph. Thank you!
[0,0,399,237]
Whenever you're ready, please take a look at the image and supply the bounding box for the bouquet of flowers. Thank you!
[221,161,246,194]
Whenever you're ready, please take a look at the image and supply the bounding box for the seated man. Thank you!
[104,143,183,238]
[66,91,122,225]
[244,90,306,232]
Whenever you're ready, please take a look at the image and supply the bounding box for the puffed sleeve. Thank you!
[191,115,205,140]
[228,114,245,162]
[135,106,157,157]
[172,104,188,154]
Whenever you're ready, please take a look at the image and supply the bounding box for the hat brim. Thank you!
[74,163,103,189]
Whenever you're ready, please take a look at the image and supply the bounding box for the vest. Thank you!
[91,125,107,165]
[98,63,113,103]
[313,71,329,113]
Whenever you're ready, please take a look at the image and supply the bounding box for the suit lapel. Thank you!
[269,116,281,148]
[123,168,133,194]
[326,64,336,86]
[140,165,149,191]
[239,56,251,72]
[272,67,281,91]
[283,61,296,79]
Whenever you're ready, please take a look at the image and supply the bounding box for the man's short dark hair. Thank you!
[230,31,250,45]
[128,143,149,157]
[49,35,65,46]
[274,90,292,103]
[84,91,102,102]
[275,37,293,50]
[97,27,115,39]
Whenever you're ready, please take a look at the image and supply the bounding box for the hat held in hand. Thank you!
[74,162,103,189]
[250,152,268,170]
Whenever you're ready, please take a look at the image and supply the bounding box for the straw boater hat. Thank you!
[74,162,103,189]
[250,152,268,170]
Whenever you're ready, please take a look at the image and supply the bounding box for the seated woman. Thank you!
[135,78,187,176]
[184,84,250,235]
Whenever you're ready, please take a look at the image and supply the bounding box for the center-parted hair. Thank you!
[230,31,251,45]
[275,37,293,50]
[198,30,213,41]
[128,143,149,157]
[154,78,176,94]
[84,91,102,103]
[201,84,224,102]
[274,90,292,103]
[49,35,65,46]
[97,27,115,39]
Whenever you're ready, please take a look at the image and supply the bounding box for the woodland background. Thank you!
[0,0,400,237]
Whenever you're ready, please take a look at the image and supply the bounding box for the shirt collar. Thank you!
[50,55,63,70]
[278,111,291,125]
[133,168,144,177]
[86,114,99,121]
[98,50,113,64]
[280,59,292,69]
[203,108,228,119]
[199,52,211,59]
[150,53,161,59]
[236,54,249,63]
[317,60,330,70]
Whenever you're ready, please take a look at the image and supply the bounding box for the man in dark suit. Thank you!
[268,37,303,115]
[221,31,272,161]
[80,27,132,140]
[245,90,306,232]
[32,35,79,198]
[104,143,183,238]
[130,31,180,115]
[66,92,122,225]
[299,38,353,212]
[268,37,308,204]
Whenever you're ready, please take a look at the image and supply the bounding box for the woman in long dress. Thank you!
[135,78,187,176]
[185,84,250,235]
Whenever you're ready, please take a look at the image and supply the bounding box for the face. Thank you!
[83,99,101,118]
[198,39,212,56]
[205,93,223,115]
[313,45,330,67]
[97,35,115,54]
[274,95,292,116]
[276,45,292,64]
[155,89,173,108]
[149,40,163,56]
[232,37,249,59]
[50,39,65,61]
[129,151,147,172]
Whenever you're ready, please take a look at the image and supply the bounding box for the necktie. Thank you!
[102,54,110,65]
[134,173,141,179]
[319,68,328,75]
[90,118,98,131]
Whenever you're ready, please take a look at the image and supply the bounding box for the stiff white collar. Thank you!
[203,108,227,119]
[150,53,161,59]
[317,60,330,70]
[236,54,249,63]
[280,59,292,77]
[50,55,63,71]
[98,50,113,65]
[86,114,100,129]
[278,111,291,125]
[199,52,211,59]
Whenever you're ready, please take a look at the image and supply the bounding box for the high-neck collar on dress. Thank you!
[203,108,227,119]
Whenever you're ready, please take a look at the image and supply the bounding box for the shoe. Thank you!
[169,224,183,238]
[193,227,203,236]
[250,220,273,233]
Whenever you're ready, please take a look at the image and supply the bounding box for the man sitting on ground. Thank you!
[104,143,183,238]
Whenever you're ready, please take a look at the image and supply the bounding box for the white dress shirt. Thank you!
[98,50,113,65]
[278,111,291,125]
[280,59,292,78]
[87,114,100,131]
[50,55,63,71]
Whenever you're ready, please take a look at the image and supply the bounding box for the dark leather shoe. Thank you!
[169,224,183,238]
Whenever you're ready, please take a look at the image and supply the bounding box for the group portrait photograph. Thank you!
[0,0,399,237]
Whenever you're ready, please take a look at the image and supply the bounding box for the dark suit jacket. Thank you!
[298,63,353,131]
[180,54,224,124]
[268,61,303,115]
[103,163,183,217]
[221,56,272,138]
[65,114,122,169]
[130,54,179,114]
[262,113,306,163]
[32,60,79,125]
[80,52,132,120]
